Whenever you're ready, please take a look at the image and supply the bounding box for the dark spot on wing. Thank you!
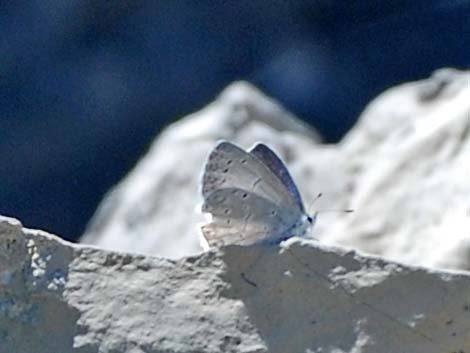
[252,178,262,188]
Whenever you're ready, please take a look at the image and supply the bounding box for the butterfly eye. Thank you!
[307,216,313,223]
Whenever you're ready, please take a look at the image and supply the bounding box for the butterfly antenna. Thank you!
[316,209,354,214]
[307,193,323,214]
[308,193,354,215]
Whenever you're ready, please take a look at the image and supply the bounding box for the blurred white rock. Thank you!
[81,70,470,270]
[80,82,322,259]
[328,68,470,270]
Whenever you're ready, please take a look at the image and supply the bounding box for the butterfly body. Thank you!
[201,141,314,247]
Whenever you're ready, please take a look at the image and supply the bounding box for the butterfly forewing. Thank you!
[202,142,300,209]
[249,143,305,212]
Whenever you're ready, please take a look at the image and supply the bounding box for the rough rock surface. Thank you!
[82,69,470,271]
[3,215,470,353]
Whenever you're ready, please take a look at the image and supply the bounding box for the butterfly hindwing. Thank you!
[201,187,299,246]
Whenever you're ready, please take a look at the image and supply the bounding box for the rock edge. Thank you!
[1,215,470,353]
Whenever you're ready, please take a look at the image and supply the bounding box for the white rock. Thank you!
[328,68,470,270]
[3,216,470,353]
[82,70,470,271]
[81,82,321,259]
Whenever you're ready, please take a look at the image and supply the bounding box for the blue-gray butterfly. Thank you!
[201,141,315,247]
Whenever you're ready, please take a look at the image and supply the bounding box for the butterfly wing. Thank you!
[201,188,300,247]
[201,141,307,247]
[249,143,305,212]
[202,141,300,209]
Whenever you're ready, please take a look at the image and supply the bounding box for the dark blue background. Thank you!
[1,1,469,241]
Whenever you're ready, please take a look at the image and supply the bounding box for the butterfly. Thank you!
[200,141,315,247]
